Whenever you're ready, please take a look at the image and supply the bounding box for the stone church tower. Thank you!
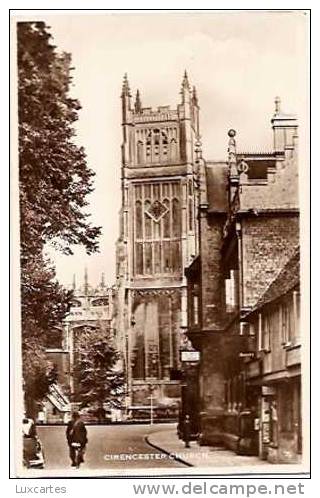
[116,72,201,409]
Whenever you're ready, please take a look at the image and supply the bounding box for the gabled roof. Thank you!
[252,247,300,312]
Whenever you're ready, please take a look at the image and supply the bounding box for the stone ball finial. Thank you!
[228,129,236,138]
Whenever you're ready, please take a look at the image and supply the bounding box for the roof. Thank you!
[252,247,300,312]
[205,161,228,213]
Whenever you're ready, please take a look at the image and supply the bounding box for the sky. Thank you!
[15,11,308,289]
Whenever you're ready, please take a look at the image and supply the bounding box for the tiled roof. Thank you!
[252,247,300,312]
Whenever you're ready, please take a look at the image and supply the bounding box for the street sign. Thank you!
[180,350,200,362]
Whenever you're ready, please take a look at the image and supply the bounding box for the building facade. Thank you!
[115,73,200,411]
[185,98,301,462]
[44,270,114,422]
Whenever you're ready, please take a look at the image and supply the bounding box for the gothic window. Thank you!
[135,242,143,274]
[170,138,177,161]
[172,198,181,237]
[144,200,152,239]
[171,241,181,272]
[163,199,170,238]
[154,241,161,273]
[133,181,182,276]
[163,241,171,272]
[137,141,143,164]
[135,201,143,239]
[144,243,152,274]
[153,216,161,239]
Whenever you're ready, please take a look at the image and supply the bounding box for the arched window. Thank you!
[172,198,181,237]
[137,141,143,164]
[135,201,143,239]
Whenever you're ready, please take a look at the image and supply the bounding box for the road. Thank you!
[37,423,186,471]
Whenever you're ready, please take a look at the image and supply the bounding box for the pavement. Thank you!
[146,426,270,469]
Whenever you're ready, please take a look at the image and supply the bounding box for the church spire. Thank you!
[134,89,142,113]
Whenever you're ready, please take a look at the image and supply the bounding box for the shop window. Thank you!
[46,328,63,350]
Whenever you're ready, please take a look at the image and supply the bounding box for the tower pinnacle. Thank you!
[134,89,142,113]
[181,70,190,90]
[274,96,281,114]
[192,86,198,107]
[121,73,131,97]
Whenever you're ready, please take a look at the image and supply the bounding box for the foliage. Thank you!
[17,22,101,414]
[73,325,124,409]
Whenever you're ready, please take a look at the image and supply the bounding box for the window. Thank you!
[144,200,152,239]
[172,198,181,237]
[163,199,170,238]
[135,201,143,239]
[225,269,239,312]
[137,141,143,164]
[281,300,292,345]
[262,313,271,352]
[135,242,143,274]
[247,161,268,180]
[170,139,177,161]
[293,291,300,342]
[190,283,200,327]
[144,243,152,274]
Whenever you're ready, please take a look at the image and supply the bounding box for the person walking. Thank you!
[66,411,88,467]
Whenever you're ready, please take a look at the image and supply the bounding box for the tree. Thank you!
[73,325,124,410]
[17,22,101,415]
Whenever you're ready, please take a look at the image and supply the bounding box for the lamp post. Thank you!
[149,385,155,426]
[125,314,135,419]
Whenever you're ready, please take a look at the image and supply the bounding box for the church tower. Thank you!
[116,72,200,409]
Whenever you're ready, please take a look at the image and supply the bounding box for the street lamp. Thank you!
[148,385,155,426]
